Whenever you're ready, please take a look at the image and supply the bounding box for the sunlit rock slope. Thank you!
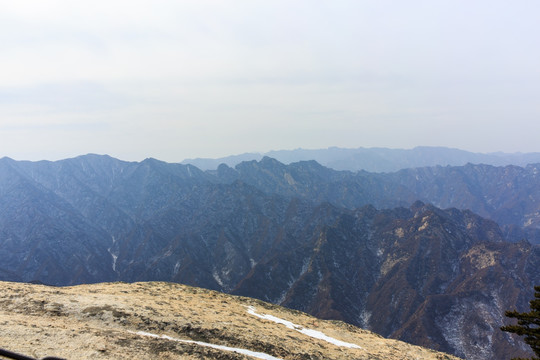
[0,281,459,360]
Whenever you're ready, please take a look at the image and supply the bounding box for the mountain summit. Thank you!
[0,281,459,360]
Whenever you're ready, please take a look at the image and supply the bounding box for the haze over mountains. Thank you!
[1,149,540,359]
[182,146,540,172]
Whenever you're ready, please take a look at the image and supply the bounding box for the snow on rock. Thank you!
[132,331,283,360]
[246,306,363,349]
[108,236,118,273]
[212,270,225,288]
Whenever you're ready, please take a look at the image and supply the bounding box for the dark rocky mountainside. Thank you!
[232,202,539,360]
[214,157,540,244]
[1,155,539,359]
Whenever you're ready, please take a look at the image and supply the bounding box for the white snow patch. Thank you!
[299,258,310,277]
[173,261,181,276]
[213,270,225,288]
[438,299,496,360]
[359,310,371,329]
[163,248,174,257]
[276,289,288,306]
[110,252,118,272]
[246,306,363,349]
[276,258,310,305]
[132,331,282,360]
[108,236,118,272]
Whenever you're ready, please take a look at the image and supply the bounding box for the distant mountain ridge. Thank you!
[1,154,539,359]
[182,146,540,172]
[215,157,540,243]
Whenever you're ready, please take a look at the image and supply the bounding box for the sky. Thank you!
[1,1,539,162]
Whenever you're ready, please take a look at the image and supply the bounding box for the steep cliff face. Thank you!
[232,203,539,360]
[1,155,540,359]
[0,158,116,284]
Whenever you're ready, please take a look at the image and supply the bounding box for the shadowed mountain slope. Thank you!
[215,158,540,243]
[1,155,539,359]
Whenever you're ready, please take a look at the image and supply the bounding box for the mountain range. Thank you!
[182,146,540,172]
[1,153,539,359]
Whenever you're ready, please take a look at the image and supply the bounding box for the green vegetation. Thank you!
[501,285,540,360]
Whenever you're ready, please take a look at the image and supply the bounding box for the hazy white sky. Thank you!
[1,0,539,162]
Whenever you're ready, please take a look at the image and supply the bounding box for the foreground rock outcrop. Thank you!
[0,281,458,360]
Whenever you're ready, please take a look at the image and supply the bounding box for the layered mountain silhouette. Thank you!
[1,154,539,359]
[182,146,540,172]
